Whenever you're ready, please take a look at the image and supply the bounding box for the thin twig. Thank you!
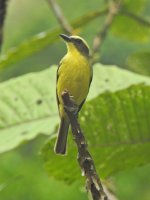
[121,10,150,27]
[61,90,109,200]
[91,0,121,63]
[46,0,73,34]
[0,0,8,52]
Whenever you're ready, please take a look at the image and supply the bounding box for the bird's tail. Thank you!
[54,118,69,155]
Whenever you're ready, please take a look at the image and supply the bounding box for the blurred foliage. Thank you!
[123,0,147,13]
[0,0,150,199]
[127,51,150,76]
[114,164,150,200]
[112,0,150,42]
[0,8,107,72]
[111,15,150,42]
[0,0,150,81]
[0,136,87,200]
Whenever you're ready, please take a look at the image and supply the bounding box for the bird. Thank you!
[54,34,93,155]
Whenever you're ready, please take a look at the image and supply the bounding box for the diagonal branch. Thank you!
[46,0,73,34]
[120,10,150,27]
[61,90,109,200]
[91,0,121,63]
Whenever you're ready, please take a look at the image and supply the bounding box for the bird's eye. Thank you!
[76,39,82,44]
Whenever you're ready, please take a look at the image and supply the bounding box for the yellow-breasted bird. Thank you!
[54,34,93,155]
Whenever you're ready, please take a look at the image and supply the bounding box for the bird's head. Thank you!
[60,34,90,57]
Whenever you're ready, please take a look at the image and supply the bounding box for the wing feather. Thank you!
[78,74,93,112]
[56,62,62,111]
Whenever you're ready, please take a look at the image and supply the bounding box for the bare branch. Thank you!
[61,90,109,200]
[0,0,9,52]
[46,0,73,34]
[120,10,150,27]
[91,0,121,63]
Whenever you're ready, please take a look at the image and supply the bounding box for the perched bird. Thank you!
[55,34,93,155]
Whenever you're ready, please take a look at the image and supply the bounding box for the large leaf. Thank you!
[0,63,150,154]
[127,51,150,76]
[42,83,150,183]
[0,66,58,153]
[42,65,150,182]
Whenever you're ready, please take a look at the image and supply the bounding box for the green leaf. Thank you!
[41,64,150,182]
[123,0,147,14]
[0,8,107,70]
[111,14,150,42]
[0,30,59,69]
[88,64,150,99]
[111,0,150,42]
[42,84,150,183]
[0,66,59,153]
[1,63,150,156]
[127,51,150,76]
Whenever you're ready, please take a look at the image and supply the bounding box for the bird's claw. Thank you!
[64,94,78,114]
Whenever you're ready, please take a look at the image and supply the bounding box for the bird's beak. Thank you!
[59,34,71,42]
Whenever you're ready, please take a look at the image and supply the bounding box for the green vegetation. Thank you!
[0,0,150,199]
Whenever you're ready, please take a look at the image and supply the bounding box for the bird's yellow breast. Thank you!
[57,51,91,117]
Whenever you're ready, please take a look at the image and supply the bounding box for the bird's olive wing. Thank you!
[56,62,62,109]
[78,75,93,112]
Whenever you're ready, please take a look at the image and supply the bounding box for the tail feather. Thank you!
[54,118,69,155]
